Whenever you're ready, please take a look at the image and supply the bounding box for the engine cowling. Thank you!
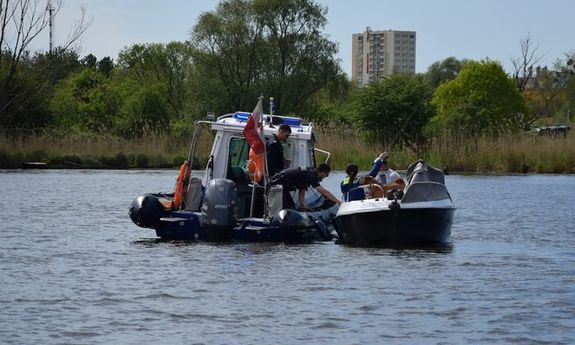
[201,178,238,241]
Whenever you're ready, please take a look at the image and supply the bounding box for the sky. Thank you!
[43,0,574,76]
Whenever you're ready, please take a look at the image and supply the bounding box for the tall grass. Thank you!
[1,128,574,173]
[317,127,575,174]
[426,131,575,174]
[0,129,213,169]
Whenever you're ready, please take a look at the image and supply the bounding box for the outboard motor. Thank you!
[129,193,171,228]
[201,178,238,241]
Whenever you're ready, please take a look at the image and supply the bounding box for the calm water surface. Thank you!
[0,170,574,345]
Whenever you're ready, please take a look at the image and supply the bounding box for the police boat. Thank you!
[335,160,455,246]
[128,102,338,243]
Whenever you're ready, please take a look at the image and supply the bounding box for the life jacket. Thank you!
[173,160,190,210]
[341,175,361,185]
[247,148,264,183]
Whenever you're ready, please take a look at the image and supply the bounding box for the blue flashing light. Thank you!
[233,111,304,127]
[282,117,303,127]
[233,111,251,121]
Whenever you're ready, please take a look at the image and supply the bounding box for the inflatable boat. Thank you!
[129,101,338,243]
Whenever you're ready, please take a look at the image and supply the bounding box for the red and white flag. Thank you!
[243,97,265,155]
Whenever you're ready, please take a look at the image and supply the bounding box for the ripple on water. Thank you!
[0,171,574,345]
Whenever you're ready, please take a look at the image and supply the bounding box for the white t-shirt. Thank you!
[376,169,401,185]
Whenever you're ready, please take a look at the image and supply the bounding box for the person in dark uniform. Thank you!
[267,124,291,177]
[269,163,342,209]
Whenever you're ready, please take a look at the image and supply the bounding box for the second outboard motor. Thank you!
[201,178,238,241]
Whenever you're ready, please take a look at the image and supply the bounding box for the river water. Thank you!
[0,170,574,345]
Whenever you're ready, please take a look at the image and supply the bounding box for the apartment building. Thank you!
[352,27,416,86]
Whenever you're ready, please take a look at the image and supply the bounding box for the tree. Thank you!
[30,47,81,86]
[522,66,570,127]
[191,0,262,112]
[425,57,467,88]
[120,83,170,137]
[0,0,91,128]
[301,73,353,125]
[253,0,340,113]
[190,0,341,115]
[551,52,575,124]
[352,74,435,153]
[50,68,121,132]
[97,56,114,77]
[81,54,98,68]
[117,42,194,119]
[511,33,545,93]
[430,60,527,137]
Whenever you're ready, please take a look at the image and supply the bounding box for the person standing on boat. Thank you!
[270,163,342,209]
[368,152,406,194]
[341,164,365,201]
[267,124,292,177]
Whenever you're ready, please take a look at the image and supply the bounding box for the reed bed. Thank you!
[0,129,213,169]
[426,131,575,174]
[1,128,574,173]
[316,128,575,174]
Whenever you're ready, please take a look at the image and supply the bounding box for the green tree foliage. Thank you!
[0,0,90,129]
[30,48,82,86]
[97,57,114,77]
[117,42,194,119]
[191,0,341,114]
[119,83,170,137]
[0,48,82,129]
[352,74,435,152]
[254,0,340,112]
[81,54,98,68]
[425,57,468,88]
[553,52,575,124]
[50,69,121,132]
[302,73,354,125]
[522,66,569,127]
[429,60,528,137]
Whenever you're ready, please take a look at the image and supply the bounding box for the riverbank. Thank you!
[1,129,574,174]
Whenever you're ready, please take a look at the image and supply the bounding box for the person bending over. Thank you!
[270,163,342,210]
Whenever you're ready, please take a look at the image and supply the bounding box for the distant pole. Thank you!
[568,59,574,125]
[47,0,55,53]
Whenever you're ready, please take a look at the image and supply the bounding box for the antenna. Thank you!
[46,0,55,52]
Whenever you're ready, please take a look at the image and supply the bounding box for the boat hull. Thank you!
[129,195,335,243]
[152,212,333,243]
[336,206,454,246]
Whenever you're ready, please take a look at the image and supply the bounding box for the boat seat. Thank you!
[184,177,203,211]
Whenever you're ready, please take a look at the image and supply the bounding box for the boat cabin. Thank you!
[194,111,327,218]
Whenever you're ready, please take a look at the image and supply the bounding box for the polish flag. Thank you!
[243,97,265,155]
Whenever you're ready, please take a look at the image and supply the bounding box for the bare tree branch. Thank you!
[510,33,546,92]
[0,0,91,126]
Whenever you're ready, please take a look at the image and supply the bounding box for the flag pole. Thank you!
[260,95,271,218]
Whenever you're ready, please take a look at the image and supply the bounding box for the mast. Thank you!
[47,0,55,53]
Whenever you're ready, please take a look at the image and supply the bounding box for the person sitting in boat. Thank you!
[267,124,292,177]
[368,152,406,196]
[340,164,366,201]
[269,163,342,210]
